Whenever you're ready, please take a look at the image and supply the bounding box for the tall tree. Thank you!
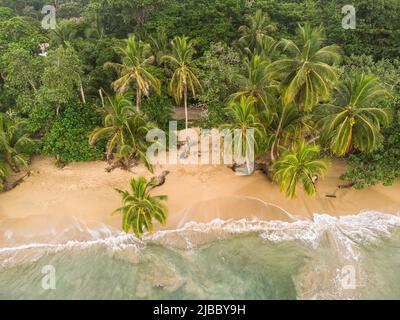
[220,96,265,169]
[105,35,160,112]
[267,24,341,112]
[89,93,155,170]
[230,55,275,110]
[239,9,276,52]
[267,99,305,161]
[161,36,201,131]
[315,73,391,156]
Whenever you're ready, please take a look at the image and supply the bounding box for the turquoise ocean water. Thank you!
[1,211,400,299]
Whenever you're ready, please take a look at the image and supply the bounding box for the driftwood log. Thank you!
[325,182,355,198]
[150,171,170,189]
[227,161,271,178]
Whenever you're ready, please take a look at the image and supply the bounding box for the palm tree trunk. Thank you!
[136,87,141,112]
[80,84,86,104]
[184,86,188,132]
[271,108,285,162]
[99,89,105,108]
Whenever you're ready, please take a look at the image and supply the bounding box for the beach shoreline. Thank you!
[0,156,399,241]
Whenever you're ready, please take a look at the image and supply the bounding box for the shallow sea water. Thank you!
[1,211,400,300]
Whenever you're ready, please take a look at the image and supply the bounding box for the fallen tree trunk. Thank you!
[2,172,30,193]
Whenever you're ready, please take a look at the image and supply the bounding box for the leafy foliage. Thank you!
[272,141,329,198]
[0,113,35,189]
[316,74,391,156]
[42,102,104,163]
[340,56,400,188]
[114,176,168,238]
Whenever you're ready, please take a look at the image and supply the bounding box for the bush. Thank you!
[42,102,104,163]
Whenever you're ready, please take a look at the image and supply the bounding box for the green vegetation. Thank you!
[272,141,329,198]
[114,176,168,238]
[0,0,398,234]
[161,36,201,131]
[0,113,35,189]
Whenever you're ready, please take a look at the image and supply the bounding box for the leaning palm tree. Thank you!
[89,93,155,170]
[267,24,341,112]
[272,140,329,198]
[239,9,277,52]
[113,176,168,238]
[0,113,33,174]
[267,99,306,161]
[161,36,202,131]
[0,161,7,190]
[315,73,391,156]
[105,35,161,112]
[89,93,135,159]
[230,55,276,110]
[220,96,266,171]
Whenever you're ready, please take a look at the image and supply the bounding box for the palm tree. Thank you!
[105,35,161,112]
[220,96,266,170]
[267,24,341,112]
[113,176,168,238]
[148,30,169,65]
[89,93,155,170]
[315,73,391,156]
[230,55,276,110]
[239,9,277,52]
[272,140,329,198]
[50,19,81,47]
[267,99,306,161]
[0,161,7,190]
[0,114,33,174]
[161,36,202,132]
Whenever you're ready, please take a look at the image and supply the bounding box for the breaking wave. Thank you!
[1,210,400,299]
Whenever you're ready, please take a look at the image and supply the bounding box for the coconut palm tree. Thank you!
[113,176,168,238]
[161,36,202,131]
[0,161,7,190]
[267,99,306,161]
[239,9,277,52]
[105,35,161,112]
[230,55,276,110]
[272,140,329,198]
[0,113,33,174]
[148,30,169,65]
[267,24,341,112]
[89,93,155,170]
[315,73,391,156]
[220,96,266,170]
[50,19,81,47]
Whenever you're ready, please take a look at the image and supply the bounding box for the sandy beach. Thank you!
[0,156,399,237]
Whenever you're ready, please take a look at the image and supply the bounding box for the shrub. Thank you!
[42,102,104,163]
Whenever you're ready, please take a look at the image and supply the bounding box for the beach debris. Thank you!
[150,170,170,189]
[325,182,355,198]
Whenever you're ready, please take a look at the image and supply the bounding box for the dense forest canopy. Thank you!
[0,0,399,196]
